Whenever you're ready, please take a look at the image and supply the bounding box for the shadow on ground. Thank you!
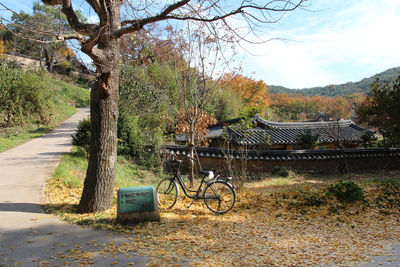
[0,221,148,266]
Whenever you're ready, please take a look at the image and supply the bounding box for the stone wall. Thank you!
[5,54,41,70]
[196,156,399,174]
[4,54,92,81]
[164,145,400,175]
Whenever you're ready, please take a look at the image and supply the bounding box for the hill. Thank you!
[0,59,89,130]
[269,66,400,97]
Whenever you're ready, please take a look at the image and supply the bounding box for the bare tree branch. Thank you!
[115,0,306,40]
[117,0,191,38]
[42,0,98,36]
[0,18,84,43]
[86,0,102,16]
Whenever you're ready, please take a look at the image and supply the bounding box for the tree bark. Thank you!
[77,63,119,212]
[189,143,195,188]
[77,2,121,213]
[44,48,54,72]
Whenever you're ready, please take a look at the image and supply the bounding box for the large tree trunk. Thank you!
[78,65,119,213]
[78,3,121,213]
[44,48,55,73]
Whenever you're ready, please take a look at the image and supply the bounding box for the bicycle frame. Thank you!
[159,157,236,214]
[172,170,209,200]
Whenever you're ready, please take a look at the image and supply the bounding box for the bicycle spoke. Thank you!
[156,178,178,210]
[204,181,235,214]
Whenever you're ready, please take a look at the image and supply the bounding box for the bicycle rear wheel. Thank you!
[204,181,236,214]
[156,178,179,210]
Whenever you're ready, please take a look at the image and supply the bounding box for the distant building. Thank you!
[178,115,375,150]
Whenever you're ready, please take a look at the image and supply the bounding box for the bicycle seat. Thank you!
[199,170,214,179]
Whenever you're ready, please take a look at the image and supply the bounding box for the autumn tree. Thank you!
[0,24,4,57]
[160,27,222,187]
[175,108,216,187]
[269,93,353,122]
[1,0,306,212]
[325,96,351,121]
[0,36,4,57]
[323,97,352,148]
[358,76,400,147]
[222,73,270,108]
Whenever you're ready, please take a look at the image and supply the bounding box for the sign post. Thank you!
[117,186,160,223]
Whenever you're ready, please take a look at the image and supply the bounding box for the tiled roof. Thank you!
[164,145,400,161]
[207,115,373,146]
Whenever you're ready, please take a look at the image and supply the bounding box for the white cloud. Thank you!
[237,0,400,88]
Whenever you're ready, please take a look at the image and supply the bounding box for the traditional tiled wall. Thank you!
[164,145,400,174]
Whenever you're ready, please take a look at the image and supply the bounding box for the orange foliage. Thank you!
[270,93,353,121]
[325,96,351,120]
[175,107,217,146]
[0,37,5,57]
[310,95,332,111]
[270,93,291,107]
[59,47,75,57]
[222,73,269,107]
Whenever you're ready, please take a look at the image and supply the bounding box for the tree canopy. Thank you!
[358,76,400,147]
[222,73,269,108]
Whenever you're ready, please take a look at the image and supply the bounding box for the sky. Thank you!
[1,0,400,89]
[239,0,400,88]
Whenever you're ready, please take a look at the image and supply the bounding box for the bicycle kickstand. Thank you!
[187,200,194,209]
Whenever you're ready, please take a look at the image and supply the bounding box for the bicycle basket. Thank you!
[163,159,181,174]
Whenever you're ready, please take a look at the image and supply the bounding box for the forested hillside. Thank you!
[269,67,400,97]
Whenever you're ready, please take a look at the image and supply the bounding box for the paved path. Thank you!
[0,108,146,266]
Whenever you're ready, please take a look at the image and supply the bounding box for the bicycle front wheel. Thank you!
[204,181,236,214]
[156,178,179,210]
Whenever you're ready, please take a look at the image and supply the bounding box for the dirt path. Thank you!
[0,108,147,266]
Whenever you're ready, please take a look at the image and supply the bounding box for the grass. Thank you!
[0,73,89,153]
[53,150,88,187]
[51,148,162,189]
[0,127,51,153]
[0,105,76,153]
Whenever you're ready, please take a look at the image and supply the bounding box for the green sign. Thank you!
[117,186,156,213]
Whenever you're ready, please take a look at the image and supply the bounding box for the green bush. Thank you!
[303,192,324,207]
[271,165,289,177]
[327,180,364,202]
[117,111,164,168]
[359,131,377,148]
[71,118,91,156]
[295,128,319,149]
[0,60,31,126]
[71,70,166,168]
[0,59,89,128]
[118,68,166,168]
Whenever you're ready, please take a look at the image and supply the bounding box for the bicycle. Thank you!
[156,158,236,214]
